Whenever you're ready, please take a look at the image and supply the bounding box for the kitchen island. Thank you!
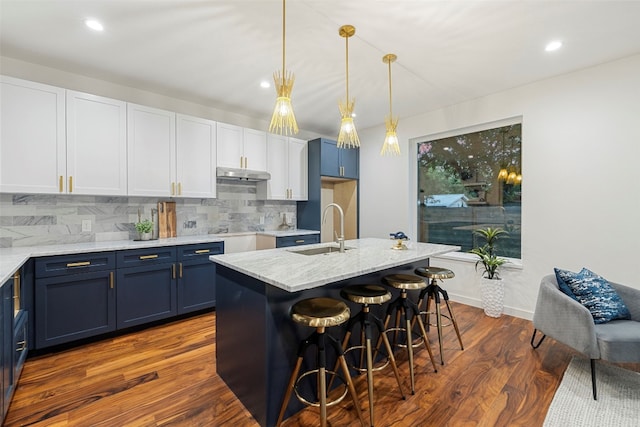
[210,238,459,426]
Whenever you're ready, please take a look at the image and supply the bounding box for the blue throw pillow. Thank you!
[563,268,631,324]
[553,267,579,301]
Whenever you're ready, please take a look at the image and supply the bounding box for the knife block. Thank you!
[157,201,177,238]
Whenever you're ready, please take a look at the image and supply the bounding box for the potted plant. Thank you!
[135,219,154,241]
[470,227,508,317]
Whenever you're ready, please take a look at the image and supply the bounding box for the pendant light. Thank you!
[337,25,360,149]
[381,53,400,155]
[269,0,298,135]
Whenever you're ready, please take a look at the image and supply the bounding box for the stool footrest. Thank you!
[294,369,349,408]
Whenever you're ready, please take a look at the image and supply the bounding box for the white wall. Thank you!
[358,54,640,319]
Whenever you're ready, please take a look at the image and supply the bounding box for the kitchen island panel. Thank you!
[216,259,425,427]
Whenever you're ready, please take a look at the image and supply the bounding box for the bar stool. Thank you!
[276,297,366,427]
[379,274,438,394]
[333,285,406,426]
[414,267,464,365]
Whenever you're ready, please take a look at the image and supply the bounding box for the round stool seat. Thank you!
[291,297,350,328]
[415,266,455,280]
[340,284,391,305]
[383,273,426,290]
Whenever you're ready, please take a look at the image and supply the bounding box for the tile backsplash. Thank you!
[0,181,296,248]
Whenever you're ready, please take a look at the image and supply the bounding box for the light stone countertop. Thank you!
[0,235,226,284]
[255,229,319,237]
[210,237,460,293]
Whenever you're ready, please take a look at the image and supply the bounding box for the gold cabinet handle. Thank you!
[67,261,91,267]
[171,182,176,196]
[172,263,176,279]
[244,156,248,169]
[240,156,243,168]
[16,340,26,352]
[195,249,210,254]
[68,176,73,193]
[295,240,305,243]
[178,182,182,196]
[139,254,158,260]
[109,271,114,289]
[179,262,183,278]
[59,175,64,192]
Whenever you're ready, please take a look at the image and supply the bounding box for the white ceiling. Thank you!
[2,1,640,137]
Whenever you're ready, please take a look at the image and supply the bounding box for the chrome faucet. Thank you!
[322,203,345,253]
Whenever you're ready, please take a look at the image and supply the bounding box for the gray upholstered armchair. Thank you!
[530,274,640,399]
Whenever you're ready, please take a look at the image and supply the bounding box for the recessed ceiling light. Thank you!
[260,81,271,89]
[545,40,562,52]
[85,18,104,32]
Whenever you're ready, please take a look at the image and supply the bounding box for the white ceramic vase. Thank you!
[480,277,504,318]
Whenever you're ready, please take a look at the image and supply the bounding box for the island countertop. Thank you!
[210,237,460,292]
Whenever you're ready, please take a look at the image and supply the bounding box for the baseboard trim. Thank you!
[448,293,533,320]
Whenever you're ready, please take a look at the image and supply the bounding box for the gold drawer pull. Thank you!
[295,240,305,243]
[67,261,91,268]
[139,254,159,260]
[195,249,210,254]
[110,271,114,289]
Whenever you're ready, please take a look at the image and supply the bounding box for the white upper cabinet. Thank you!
[127,103,176,197]
[259,135,307,201]
[216,122,267,171]
[288,137,308,200]
[0,76,66,194]
[66,90,127,195]
[242,128,267,171]
[176,114,217,198]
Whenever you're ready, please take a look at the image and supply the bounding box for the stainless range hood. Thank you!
[216,167,270,181]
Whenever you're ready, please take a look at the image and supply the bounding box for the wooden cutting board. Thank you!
[157,201,177,238]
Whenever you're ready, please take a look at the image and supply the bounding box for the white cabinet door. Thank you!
[216,123,267,171]
[242,128,267,171]
[176,114,216,198]
[216,122,243,169]
[127,103,176,197]
[265,134,289,200]
[0,76,65,194]
[288,137,308,201]
[66,91,127,195]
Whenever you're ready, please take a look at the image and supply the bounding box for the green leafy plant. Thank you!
[470,227,508,280]
[135,219,153,234]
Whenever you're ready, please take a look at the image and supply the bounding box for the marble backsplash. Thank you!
[0,181,297,248]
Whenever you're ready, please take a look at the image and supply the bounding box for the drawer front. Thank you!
[35,252,116,278]
[116,246,176,268]
[177,242,224,261]
[276,234,320,248]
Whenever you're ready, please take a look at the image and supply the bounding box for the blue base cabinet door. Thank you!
[116,263,177,329]
[177,242,223,314]
[2,279,12,421]
[35,270,116,349]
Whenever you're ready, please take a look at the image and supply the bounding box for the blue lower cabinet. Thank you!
[13,312,28,383]
[275,234,320,248]
[116,262,177,329]
[177,242,224,314]
[2,279,13,421]
[35,269,116,348]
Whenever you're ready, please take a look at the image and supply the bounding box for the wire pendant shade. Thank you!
[269,0,298,135]
[337,25,360,149]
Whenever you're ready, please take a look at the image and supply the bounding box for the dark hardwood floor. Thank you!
[5,302,639,426]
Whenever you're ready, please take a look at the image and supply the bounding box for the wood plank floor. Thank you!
[5,302,639,426]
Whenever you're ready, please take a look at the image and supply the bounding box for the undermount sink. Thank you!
[289,245,351,256]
